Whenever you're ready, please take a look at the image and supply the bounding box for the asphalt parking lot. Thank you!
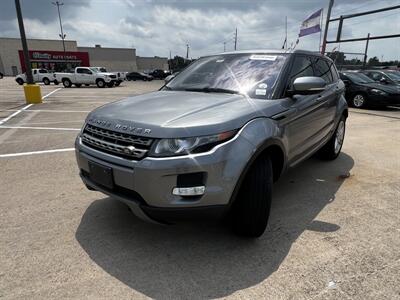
[1,77,399,299]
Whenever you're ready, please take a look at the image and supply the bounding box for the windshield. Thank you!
[344,73,374,84]
[165,53,288,99]
[384,71,400,82]
[90,67,99,73]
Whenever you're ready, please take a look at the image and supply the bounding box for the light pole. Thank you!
[15,0,42,103]
[52,1,67,62]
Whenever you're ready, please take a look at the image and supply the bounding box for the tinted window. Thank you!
[39,69,47,73]
[313,58,333,83]
[368,72,383,81]
[77,68,85,74]
[288,55,314,89]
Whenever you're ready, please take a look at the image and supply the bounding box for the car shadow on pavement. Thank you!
[75,153,354,299]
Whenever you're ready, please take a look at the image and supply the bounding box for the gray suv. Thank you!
[76,50,348,237]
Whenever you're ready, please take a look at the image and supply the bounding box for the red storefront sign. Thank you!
[18,50,90,72]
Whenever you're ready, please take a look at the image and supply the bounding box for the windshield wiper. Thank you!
[184,87,240,94]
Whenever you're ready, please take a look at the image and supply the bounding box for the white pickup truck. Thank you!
[15,69,59,85]
[53,67,117,88]
[92,67,126,86]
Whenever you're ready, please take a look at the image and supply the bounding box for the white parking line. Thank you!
[0,148,75,158]
[0,88,62,125]
[42,88,62,99]
[0,104,32,125]
[0,125,80,131]
[4,109,90,113]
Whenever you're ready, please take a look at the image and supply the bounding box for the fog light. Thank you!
[172,186,205,196]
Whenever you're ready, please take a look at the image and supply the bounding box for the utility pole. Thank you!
[223,41,226,52]
[285,16,287,50]
[15,0,33,84]
[234,27,238,50]
[52,1,66,62]
[14,0,42,103]
[321,0,334,55]
[363,33,370,68]
[186,44,190,59]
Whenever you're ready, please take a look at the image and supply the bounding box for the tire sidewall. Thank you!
[352,93,367,108]
[97,79,105,88]
[63,79,71,88]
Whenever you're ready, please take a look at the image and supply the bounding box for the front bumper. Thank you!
[75,132,254,222]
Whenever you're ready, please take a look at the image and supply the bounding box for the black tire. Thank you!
[75,83,82,88]
[231,155,273,237]
[0,73,4,79]
[115,81,121,86]
[352,93,367,108]
[62,79,72,88]
[85,84,90,86]
[16,78,24,85]
[53,80,59,85]
[107,81,114,88]
[96,79,105,88]
[43,77,50,85]
[317,116,346,160]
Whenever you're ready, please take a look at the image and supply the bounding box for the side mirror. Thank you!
[291,76,326,95]
[164,74,175,84]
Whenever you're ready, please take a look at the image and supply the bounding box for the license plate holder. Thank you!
[88,161,114,189]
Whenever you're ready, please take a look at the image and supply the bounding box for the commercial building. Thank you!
[0,37,168,76]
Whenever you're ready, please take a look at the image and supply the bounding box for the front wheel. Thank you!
[107,81,114,88]
[16,78,24,85]
[318,116,346,160]
[230,155,273,237]
[115,81,121,86]
[62,79,72,88]
[53,80,59,85]
[352,93,367,108]
[96,79,105,88]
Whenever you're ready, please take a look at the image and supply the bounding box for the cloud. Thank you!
[0,0,398,60]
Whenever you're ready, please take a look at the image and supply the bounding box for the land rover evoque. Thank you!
[75,49,348,237]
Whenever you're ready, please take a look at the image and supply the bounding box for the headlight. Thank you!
[150,130,237,157]
[370,89,387,96]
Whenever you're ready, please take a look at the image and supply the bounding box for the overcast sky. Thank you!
[0,0,399,60]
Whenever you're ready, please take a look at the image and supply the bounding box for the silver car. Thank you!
[75,49,348,237]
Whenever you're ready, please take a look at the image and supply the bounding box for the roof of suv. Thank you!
[218,49,323,56]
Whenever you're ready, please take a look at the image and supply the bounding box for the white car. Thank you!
[92,67,126,86]
[53,67,117,88]
[15,69,58,85]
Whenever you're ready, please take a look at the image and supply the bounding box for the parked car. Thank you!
[76,49,348,237]
[339,71,400,108]
[15,69,58,85]
[361,70,400,86]
[92,67,125,86]
[0,72,3,79]
[126,72,153,81]
[54,67,117,88]
[149,69,170,79]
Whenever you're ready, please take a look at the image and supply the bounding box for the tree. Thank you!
[368,56,380,66]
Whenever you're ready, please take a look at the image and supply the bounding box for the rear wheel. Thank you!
[16,78,24,85]
[96,79,105,88]
[43,77,50,85]
[231,155,273,237]
[107,81,114,88]
[317,116,346,160]
[352,93,367,108]
[53,80,59,85]
[62,79,72,88]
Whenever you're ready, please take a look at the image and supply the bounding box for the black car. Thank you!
[149,69,170,79]
[126,72,153,81]
[339,71,400,108]
[361,70,400,86]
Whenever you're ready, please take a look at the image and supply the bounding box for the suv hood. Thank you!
[86,91,287,137]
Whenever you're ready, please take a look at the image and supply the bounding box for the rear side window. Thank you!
[313,58,333,83]
[288,55,314,89]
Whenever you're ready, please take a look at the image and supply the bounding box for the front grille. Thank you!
[81,124,154,160]
[110,75,117,79]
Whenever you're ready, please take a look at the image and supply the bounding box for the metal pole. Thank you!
[186,44,189,59]
[15,0,33,84]
[363,33,370,68]
[52,2,66,62]
[321,0,334,54]
[319,9,324,51]
[223,42,226,52]
[285,16,287,50]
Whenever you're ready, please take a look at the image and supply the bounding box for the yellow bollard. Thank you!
[23,84,42,104]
